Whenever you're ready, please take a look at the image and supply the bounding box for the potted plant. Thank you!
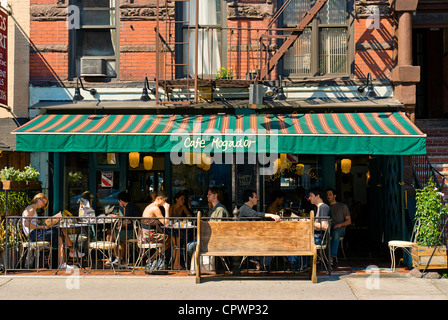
[411,180,448,270]
[216,66,234,80]
[23,165,41,190]
[0,167,19,190]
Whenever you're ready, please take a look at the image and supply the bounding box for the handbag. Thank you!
[145,257,167,275]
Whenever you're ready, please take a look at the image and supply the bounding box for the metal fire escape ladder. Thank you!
[257,0,329,81]
[156,0,198,105]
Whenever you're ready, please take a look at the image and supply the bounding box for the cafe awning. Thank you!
[12,112,426,155]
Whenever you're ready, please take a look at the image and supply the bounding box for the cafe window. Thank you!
[70,0,119,79]
[262,155,320,211]
[65,153,90,213]
[281,0,351,77]
[181,0,225,77]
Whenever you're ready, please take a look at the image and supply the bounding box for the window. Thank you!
[282,0,351,77]
[70,0,119,78]
[182,0,224,77]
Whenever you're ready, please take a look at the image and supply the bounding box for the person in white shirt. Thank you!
[22,193,84,269]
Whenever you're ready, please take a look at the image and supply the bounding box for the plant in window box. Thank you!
[411,180,448,270]
[23,166,41,190]
[0,167,19,190]
[16,170,27,190]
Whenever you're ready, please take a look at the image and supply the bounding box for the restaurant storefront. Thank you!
[12,111,426,257]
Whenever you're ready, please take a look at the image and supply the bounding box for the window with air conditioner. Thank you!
[282,0,352,78]
[70,0,118,78]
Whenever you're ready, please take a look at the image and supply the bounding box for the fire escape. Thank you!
[155,0,329,105]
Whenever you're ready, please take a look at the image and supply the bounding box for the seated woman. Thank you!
[22,193,84,269]
[169,192,193,218]
[140,191,171,272]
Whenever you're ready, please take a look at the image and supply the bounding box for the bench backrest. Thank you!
[197,211,315,255]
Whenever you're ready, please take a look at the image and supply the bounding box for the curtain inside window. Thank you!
[184,0,222,77]
[319,27,347,75]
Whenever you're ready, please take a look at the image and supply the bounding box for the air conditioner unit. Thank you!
[80,58,108,77]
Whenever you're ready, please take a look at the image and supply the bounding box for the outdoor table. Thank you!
[55,222,89,274]
[162,222,196,270]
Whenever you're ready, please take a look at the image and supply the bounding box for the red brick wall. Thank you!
[354,17,395,80]
[29,20,69,81]
[119,20,158,81]
[28,2,396,83]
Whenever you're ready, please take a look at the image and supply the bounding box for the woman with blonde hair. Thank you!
[22,193,84,269]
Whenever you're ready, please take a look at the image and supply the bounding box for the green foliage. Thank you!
[23,166,40,182]
[0,166,40,182]
[216,67,234,79]
[0,167,19,181]
[0,192,32,217]
[415,180,447,246]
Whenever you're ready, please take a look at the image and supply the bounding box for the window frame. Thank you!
[280,0,354,79]
[176,0,227,79]
[69,0,120,80]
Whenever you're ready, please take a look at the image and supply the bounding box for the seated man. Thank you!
[238,189,280,271]
[107,191,142,267]
[288,187,331,271]
[326,188,350,265]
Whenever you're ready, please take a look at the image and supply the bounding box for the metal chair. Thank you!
[16,219,52,270]
[339,236,347,260]
[388,220,420,272]
[131,219,165,273]
[315,218,332,274]
[87,218,119,273]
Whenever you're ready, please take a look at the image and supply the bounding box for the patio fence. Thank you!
[2,215,330,275]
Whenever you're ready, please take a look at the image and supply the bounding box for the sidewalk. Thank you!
[1,267,448,301]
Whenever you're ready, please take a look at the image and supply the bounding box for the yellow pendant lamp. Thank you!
[129,152,140,168]
[143,156,154,170]
[296,163,305,176]
[341,158,352,174]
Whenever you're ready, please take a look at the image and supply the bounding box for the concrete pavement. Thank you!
[1,270,448,301]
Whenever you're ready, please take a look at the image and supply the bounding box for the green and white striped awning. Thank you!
[12,112,426,155]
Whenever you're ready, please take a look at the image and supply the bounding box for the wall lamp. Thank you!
[264,76,286,101]
[73,77,97,101]
[140,76,155,101]
[357,72,376,98]
[275,75,286,101]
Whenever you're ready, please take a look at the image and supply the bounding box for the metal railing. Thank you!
[2,214,329,275]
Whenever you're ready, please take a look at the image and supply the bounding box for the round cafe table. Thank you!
[162,222,197,270]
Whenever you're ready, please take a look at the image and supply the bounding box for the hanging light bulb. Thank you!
[129,152,140,168]
[143,156,153,170]
[341,158,352,174]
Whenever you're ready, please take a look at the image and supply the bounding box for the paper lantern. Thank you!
[143,156,153,170]
[341,159,351,174]
[296,163,305,176]
[107,153,116,165]
[129,152,140,168]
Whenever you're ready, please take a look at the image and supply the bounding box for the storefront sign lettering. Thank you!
[170,128,279,175]
[183,136,256,152]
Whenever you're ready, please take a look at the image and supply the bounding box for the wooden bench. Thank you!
[195,211,317,283]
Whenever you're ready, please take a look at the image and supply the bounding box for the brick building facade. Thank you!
[4,0,437,259]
